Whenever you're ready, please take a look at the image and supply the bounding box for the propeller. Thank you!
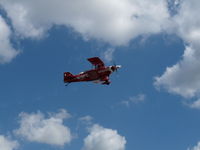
[112,61,122,73]
[115,65,122,72]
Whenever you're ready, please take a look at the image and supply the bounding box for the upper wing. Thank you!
[87,57,105,68]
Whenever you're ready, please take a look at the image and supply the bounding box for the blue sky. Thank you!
[1,0,200,150]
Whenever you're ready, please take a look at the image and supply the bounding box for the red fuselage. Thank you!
[64,66,114,84]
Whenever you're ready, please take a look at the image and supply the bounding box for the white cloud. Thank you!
[0,0,170,45]
[154,0,200,105]
[15,109,72,146]
[79,116,93,125]
[0,16,19,64]
[103,48,115,62]
[188,142,200,150]
[173,0,200,46]
[82,124,126,150]
[0,135,19,150]
[188,99,200,109]
[121,94,146,107]
[154,46,200,98]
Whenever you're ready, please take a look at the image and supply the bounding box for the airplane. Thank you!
[64,57,121,85]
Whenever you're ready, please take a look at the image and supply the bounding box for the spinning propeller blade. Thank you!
[112,61,122,73]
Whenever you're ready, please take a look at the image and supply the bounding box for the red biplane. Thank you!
[64,57,121,85]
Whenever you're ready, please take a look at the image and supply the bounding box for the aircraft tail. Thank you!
[64,72,74,82]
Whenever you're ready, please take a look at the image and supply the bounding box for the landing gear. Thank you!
[65,82,70,86]
[102,80,110,85]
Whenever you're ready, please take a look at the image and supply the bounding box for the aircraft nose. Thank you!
[116,65,122,69]
[111,65,122,72]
